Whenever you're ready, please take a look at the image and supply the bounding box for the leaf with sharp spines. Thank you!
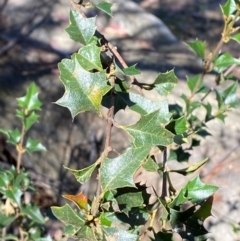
[117,92,171,121]
[122,64,141,76]
[100,147,150,192]
[63,192,88,210]
[66,10,96,45]
[25,138,46,153]
[0,128,21,146]
[214,52,240,72]
[77,44,103,71]
[64,162,98,184]
[153,70,178,96]
[51,204,85,228]
[21,204,46,224]
[220,0,237,17]
[121,111,174,148]
[17,82,42,111]
[56,55,111,118]
[187,74,205,93]
[186,40,205,59]
[93,1,113,17]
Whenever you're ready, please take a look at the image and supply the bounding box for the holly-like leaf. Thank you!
[121,111,174,148]
[77,44,103,71]
[21,204,45,224]
[220,0,237,17]
[4,188,23,205]
[169,176,218,208]
[122,64,141,76]
[76,225,98,241]
[56,55,111,118]
[51,204,85,228]
[153,70,178,96]
[117,93,171,121]
[63,192,88,210]
[17,83,42,111]
[16,111,39,131]
[65,162,98,184]
[100,147,150,192]
[186,40,205,59]
[167,116,188,135]
[102,227,138,241]
[65,10,96,45]
[169,158,208,176]
[187,74,205,93]
[214,52,240,72]
[93,1,113,17]
[25,138,46,153]
[0,129,21,145]
[215,81,239,109]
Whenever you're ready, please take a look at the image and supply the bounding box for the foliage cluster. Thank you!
[0,0,240,240]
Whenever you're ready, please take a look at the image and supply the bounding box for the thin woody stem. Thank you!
[161,147,168,199]
[16,125,25,173]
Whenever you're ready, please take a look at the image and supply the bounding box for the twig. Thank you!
[16,125,25,174]
[161,147,168,199]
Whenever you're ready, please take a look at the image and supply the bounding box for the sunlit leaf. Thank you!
[186,40,205,59]
[25,138,46,153]
[214,52,240,72]
[220,0,237,17]
[93,1,113,17]
[122,64,141,76]
[66,10,96,45]
[56,55,111,118]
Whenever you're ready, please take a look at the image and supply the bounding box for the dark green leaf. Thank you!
[214,52,240,72]
[173,116,188,135]
[21,204,45,224]
[17,83,42,111]
[76,225,98,240]
[220,0,237,16]
[100,147,150,192]
[93,1,113,17]
[56,55,111,118]
[0,128,21,145]
[51,204,84,228]
[153,70,178,96]
[77,44,103,71]
[187,74,203,93]
[0,212,16,227]
[65,10,96,45]
[5,188,22,205]
[65,162,97,184]
[122,64,141,76]
[99,213,112,227]
[153,232,174,241]
[121,111,174,148]
[23,112,39,131]
[25,138,46,153]
[186,40,205,59]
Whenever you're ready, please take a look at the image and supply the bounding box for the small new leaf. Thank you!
[25,138,46,153]
[220,0,237,17]
[63,192,88,210]
[66,10,96,45]
[230,33,240,44]
[214,52,240,72]
[122,64,141,76]
[17,82,42,112]
[186,39,205,59]
[153,70,178,96]
[93,2,113,17]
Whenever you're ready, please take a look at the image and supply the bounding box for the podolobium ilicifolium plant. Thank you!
[0,83,51,241]
[51,0,240,240]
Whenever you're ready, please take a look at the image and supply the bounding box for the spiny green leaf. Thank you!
[102,226,138,241]
[25,138,46,153]
[186,39,205,59]
[187,74,204,93]
[56,55,111,118]
[169,176,218,207]
[77,44,103,71]
[64,162,98,184]
[93,1,113,17]
[117,93,171,121]
[21,204,45,224]
[63,192,88,210]
[66,10,96,45]
[0,129,21,146]
[121,111,174,148]
[169,116,188,135]
[169,158,208,176]
[220,0,237,17]
[17,82,42,111]
[214,52,240,72]
[51,204,84,228]
[153,70,178,96]
[0,212,16,226]
[16,110,39,131]
[64,225,79,237]
[100,147,150,192]
[122,64,141,76]
[230,33,240,44]
[5,188,23,205]
[215,81,239,109]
